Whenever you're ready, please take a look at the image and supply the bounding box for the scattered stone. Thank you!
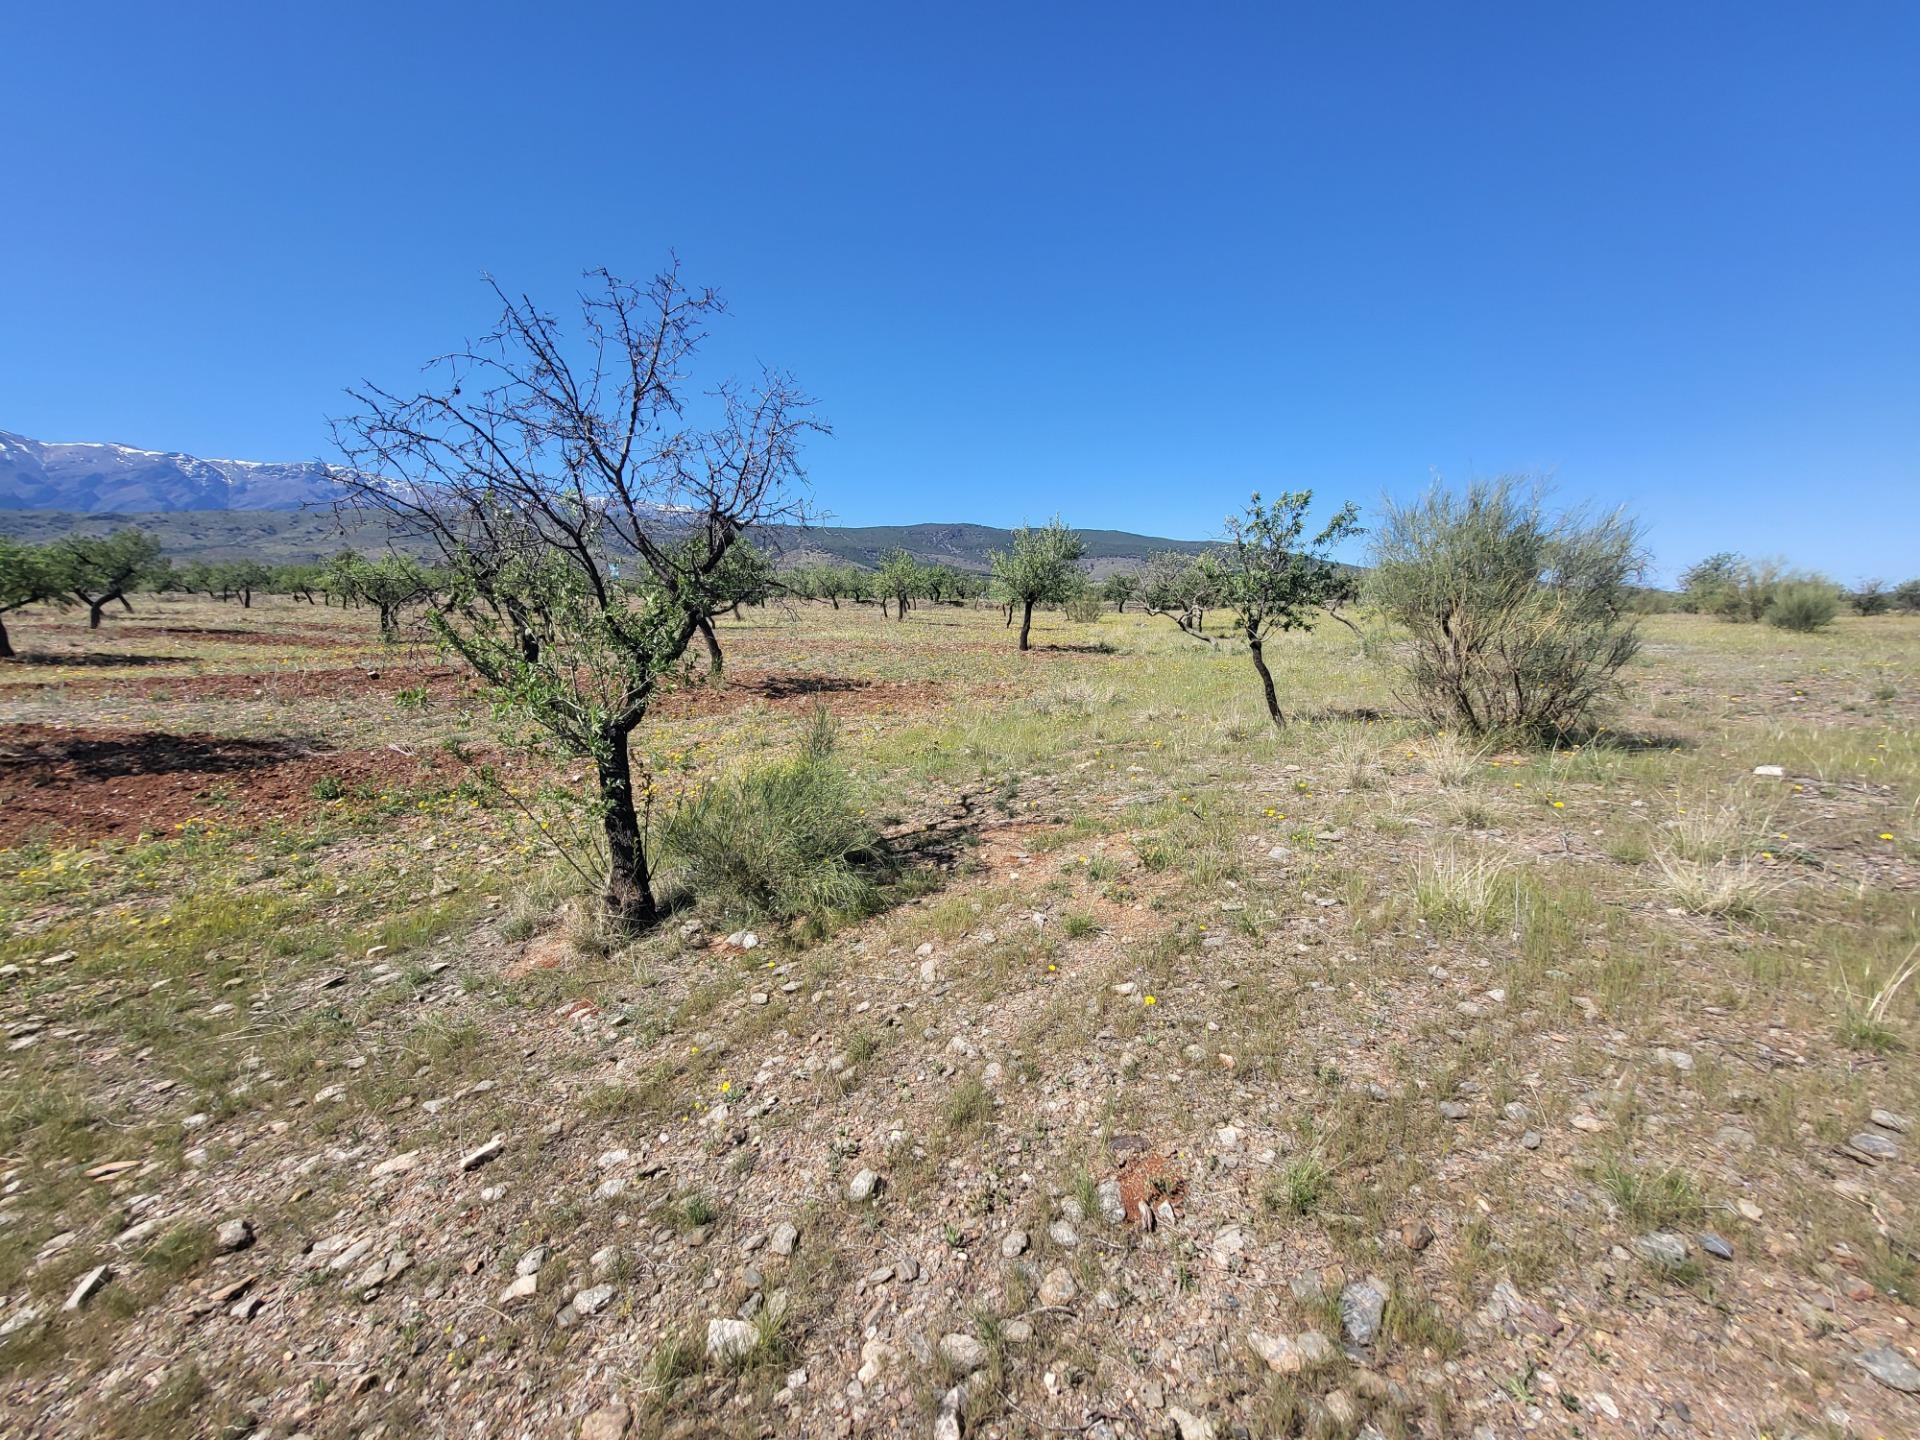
[1038,1267,1077,1306]
[372,1151,420,1179]
[1857,1344,1920,1393]
[1870,1108,1911,1133]
[1698,1232,1734,1261]
[1048,1219,1079,1248]
[1633,1232,1691,1268]
[579,1403,632,1440]
[65,1264,110,1311]
[215,1218,255,1253]
[459,1136,504,1171]
[1167,1405,1217,1440]
[500,1273,538,1305]
[847,1168,881,1203]
[706,1316,757,1361]
[1340,1278,1387,1345]
[573,1283,615,1316]
[1247,1330,1336,1374]
[1000,1229,1029,1258]
[516,1244,550,1277]
[1752,764,1785,778]
[1437,1100,1470,1121]
[1096,1178,1127,1224]
[1848,1132,1899,1161]
[939,1332,988,1374]
[769,1222,799,1256]
[1401,1220,1435,1252]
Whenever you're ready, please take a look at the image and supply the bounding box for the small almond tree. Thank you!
[875,549,922,620]
[991,517,1087,650]
[333,263,820,930]
[0,537,63,659]
[1101,573,1138,613]
[56,528,166,629]
[1216,492,1362,725]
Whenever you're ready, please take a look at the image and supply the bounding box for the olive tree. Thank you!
[332,263,820,930]
[990,517,1087,650]
[1215,491,1362,725]
[1101,573,1138,613]
[1365,477,1645,738]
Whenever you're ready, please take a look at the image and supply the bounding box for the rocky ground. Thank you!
[2,598,1918,1439]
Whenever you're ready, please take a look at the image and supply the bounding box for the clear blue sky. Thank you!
[4,3,1916,581]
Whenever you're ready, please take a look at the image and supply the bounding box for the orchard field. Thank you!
[2,592,1918,1439]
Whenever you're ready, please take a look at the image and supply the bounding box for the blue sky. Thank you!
[4,3,1915,581]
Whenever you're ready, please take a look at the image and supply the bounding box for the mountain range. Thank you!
[0,430,1209,572]
[0,430,350,512]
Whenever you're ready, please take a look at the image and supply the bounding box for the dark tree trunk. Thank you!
[829,596,839,610]
[240,588,253,608]
[1248,636,1285,726]
[378,605,398,642]
[0,614,13,659]
[1003,604,1013,627]
[697,613,724,676]
[1019,599,1035,651]
[597,724,658,930]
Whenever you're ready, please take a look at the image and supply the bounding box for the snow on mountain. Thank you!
[0,430,350,512]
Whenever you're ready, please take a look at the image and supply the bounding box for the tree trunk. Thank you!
[378,605,398,642]
[596,724,658,930]
[0,614,13,659]
[697,613,724,677]
[1249,637,1285,726]
[86,597,107,629]
[240,588,252,608]
[829,596,839,610]
[1019,599,1035,651]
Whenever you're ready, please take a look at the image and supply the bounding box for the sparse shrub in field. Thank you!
[1764,579,1841,632]
[1063,591,1105,624]
[1364,477,1645,738]
[1421,732,1485,788]
[1894,579,1920,614]
[1413,845,1516,933]
[945,1076,992,1129]
[1850,579,1890,616]
[1596,1160,1707,1229]
[1322,722,1381,790]
[1263,1156,1330,1216]
[1652,850,1776,918]
[658,712,892,933]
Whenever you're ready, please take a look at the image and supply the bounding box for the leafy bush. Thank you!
[1063,591,1105,624]
[1895,579,1920,614]
[657,713,892,932]
[1764,580,1840,632]
[1364,477,1645,737]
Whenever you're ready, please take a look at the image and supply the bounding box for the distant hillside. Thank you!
[0,430,347,512]
[0,509,1213,574]
[0,430,1213,572]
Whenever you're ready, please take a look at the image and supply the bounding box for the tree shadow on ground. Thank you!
[8,652,189,669]
[0,727,321,781]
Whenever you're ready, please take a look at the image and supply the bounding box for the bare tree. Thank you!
[331,263,822,930]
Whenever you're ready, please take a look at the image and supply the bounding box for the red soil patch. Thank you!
[1115,1152,1185,1225]
[9,663,948,719]
[0,723,477,846]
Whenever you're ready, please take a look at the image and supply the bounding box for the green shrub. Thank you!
[1363,477,1644,738]
[658,713,892,931]
[1063,592,1105,624]
[1764,580,1840,633]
